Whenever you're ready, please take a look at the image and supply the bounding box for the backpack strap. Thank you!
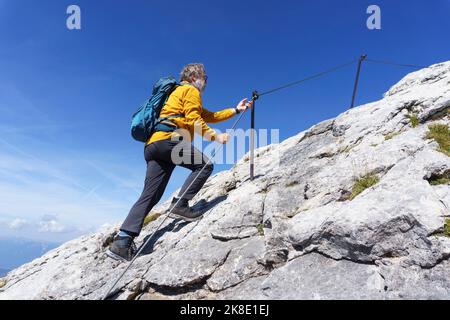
[157,114,184,123]
[154,114,184,132]
[150,83,182,134]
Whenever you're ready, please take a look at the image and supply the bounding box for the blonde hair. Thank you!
[179,63,206,82]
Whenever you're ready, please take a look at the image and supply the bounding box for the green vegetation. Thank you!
[426,124,450,156]
[445,219,450,237]
[429,177,450,186]
[143,212,162,227]
[407,113,420,128]
[348,174,380,200]
[340,145,355,153]
[384,132,400,141]
[285,180,299,187]
[256,223,265,236]
[435,218,450,237]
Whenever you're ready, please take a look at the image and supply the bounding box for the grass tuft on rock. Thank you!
[143,212,162,227]
[407,113,420,128]
[384,132,400,141]
[445,219,450,237]
[349,174,380,200]
[435,218,450,237]
[285,180,299,187]
[426,124,450,156]
[429,177,450,186]
[256,223,265,236]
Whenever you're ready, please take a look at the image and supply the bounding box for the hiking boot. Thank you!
[167,197,203,222]
[106,234,137,262]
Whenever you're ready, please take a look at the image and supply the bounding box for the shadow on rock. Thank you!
[140,220,179,255]
[139,195,228,255]
[242,174,265,183]
[191,194,228,214]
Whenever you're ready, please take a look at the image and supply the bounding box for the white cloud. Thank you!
[8,218,29,230]
[38,220,68,233]
[38,215,73,234]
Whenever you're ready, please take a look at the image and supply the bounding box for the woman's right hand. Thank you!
[216,133,230,144]
[236,98,253,113]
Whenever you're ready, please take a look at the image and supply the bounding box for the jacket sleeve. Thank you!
[201,107,236,124]
[183,87,217,141]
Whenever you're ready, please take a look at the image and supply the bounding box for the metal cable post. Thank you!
[250,91,259,180]
[350,54,367,109]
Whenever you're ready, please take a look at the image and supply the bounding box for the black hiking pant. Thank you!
[120,138,214,236]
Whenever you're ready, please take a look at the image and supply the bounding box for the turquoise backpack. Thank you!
[131,76,183,142]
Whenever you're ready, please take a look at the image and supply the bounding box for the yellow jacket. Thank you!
[146,82,236,145]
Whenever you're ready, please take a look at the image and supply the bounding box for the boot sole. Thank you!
[168,212,203,222]
[106,249,130,262]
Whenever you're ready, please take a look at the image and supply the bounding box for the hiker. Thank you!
[107,63,253,261]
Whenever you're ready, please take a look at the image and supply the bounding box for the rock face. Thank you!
[1,62,449,300]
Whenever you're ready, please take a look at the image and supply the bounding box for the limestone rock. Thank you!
[1,61,449,300]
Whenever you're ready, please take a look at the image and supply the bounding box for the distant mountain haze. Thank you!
[0,237,60,271]
[0,268,9,277]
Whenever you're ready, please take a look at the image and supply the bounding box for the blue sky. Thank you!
[0,0,449,242]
